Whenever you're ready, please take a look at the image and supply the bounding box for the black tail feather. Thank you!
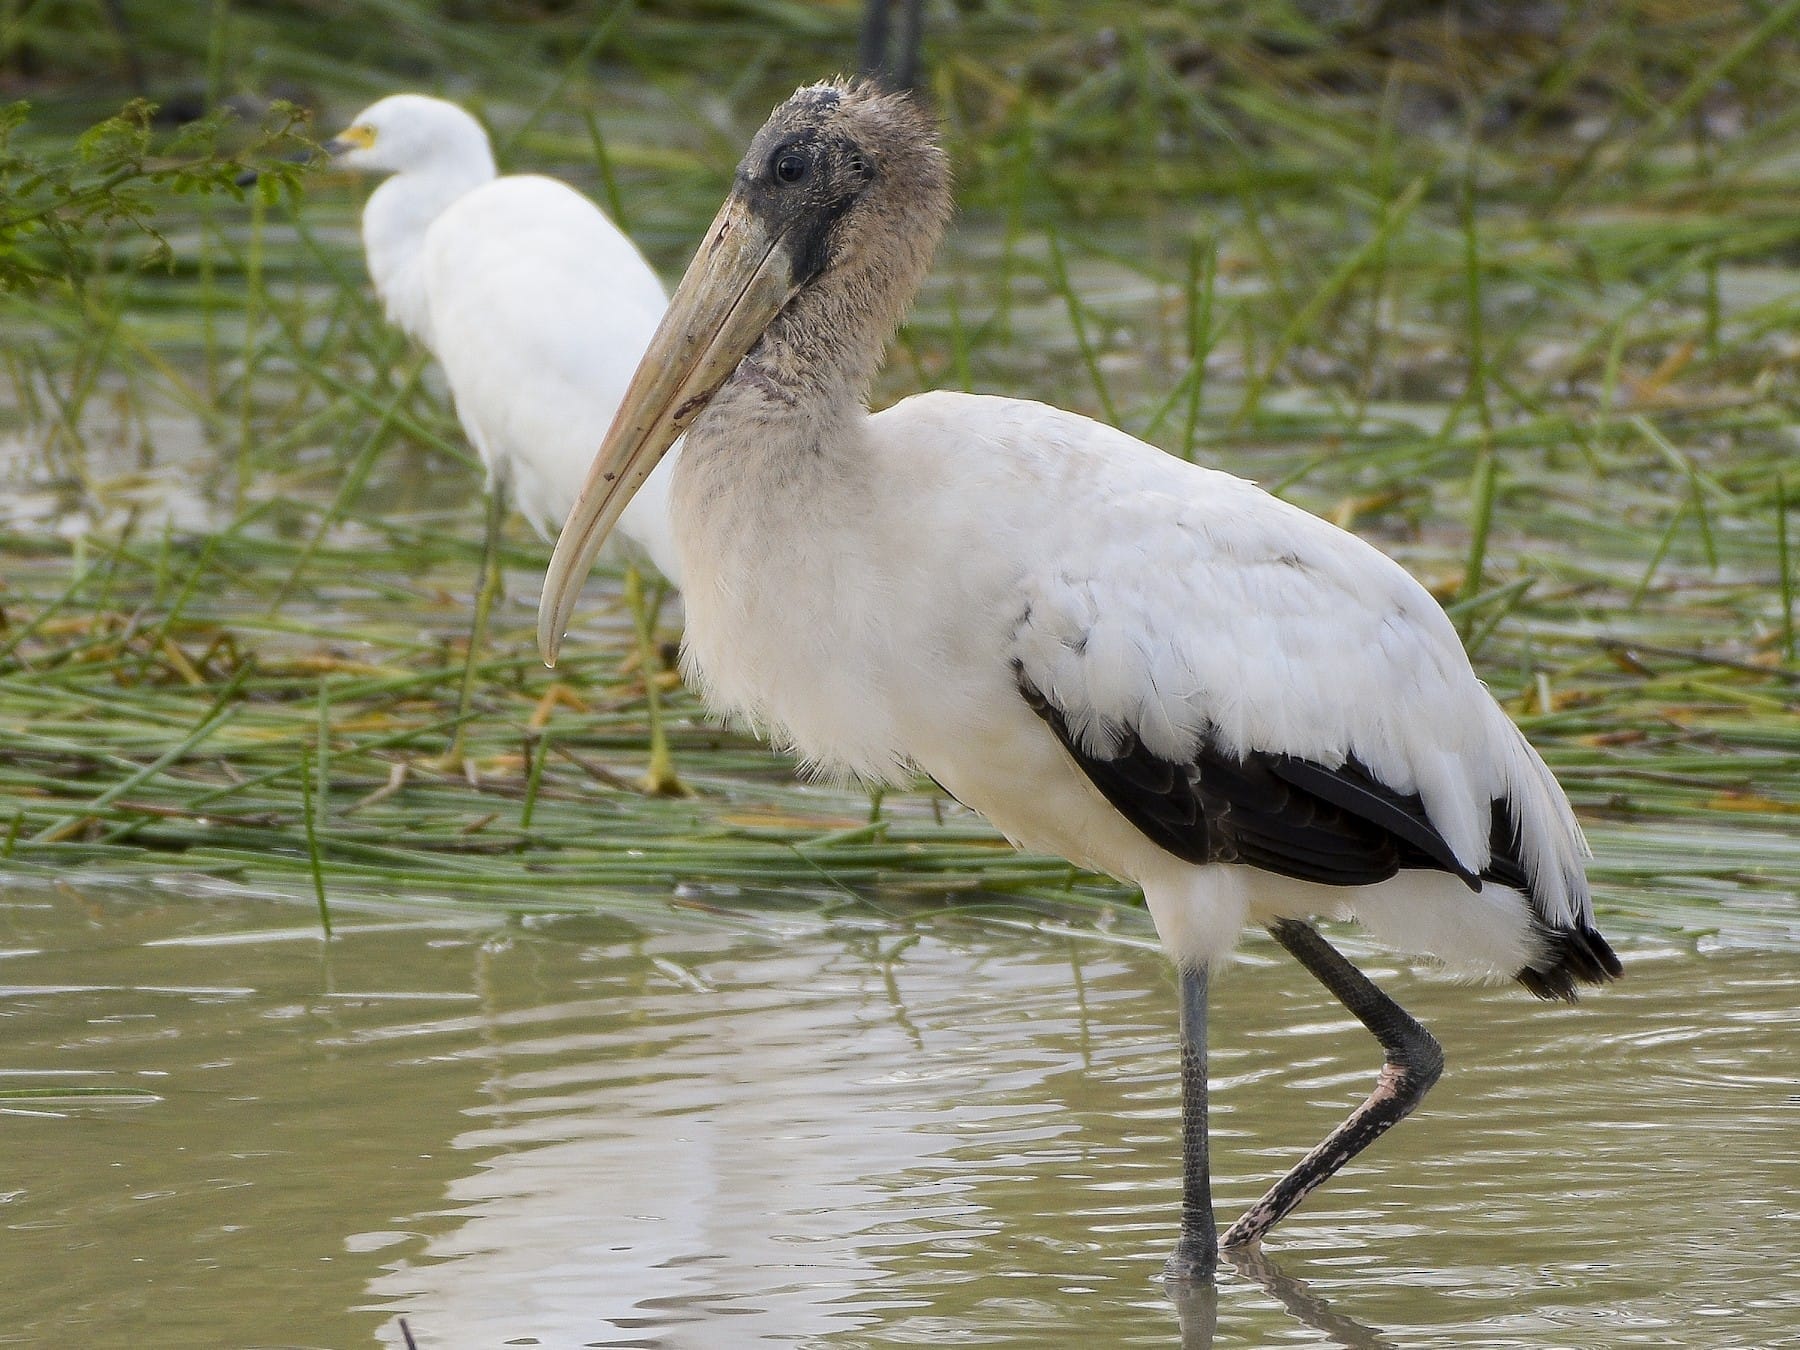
[1516,923,1623,1002]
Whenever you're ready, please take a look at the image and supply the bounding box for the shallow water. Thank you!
[3,880,1792,1349]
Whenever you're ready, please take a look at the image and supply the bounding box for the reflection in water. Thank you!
[2,883,1796,1348]
[1168,1250,1406,1350]
[1219,1249,1398,1350]
[363,933,994,1345]
[362,925,1187,1346]
[1170,1276,1220,1349]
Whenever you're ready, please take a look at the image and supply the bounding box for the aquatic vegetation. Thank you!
[0,2,1794,949]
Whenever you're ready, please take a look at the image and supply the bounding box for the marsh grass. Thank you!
[1,1,1796,947]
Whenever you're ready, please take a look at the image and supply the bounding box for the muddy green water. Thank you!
[2,881,1791,1348]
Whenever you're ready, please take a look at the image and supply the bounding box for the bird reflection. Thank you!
[1170,1248,1399,1350]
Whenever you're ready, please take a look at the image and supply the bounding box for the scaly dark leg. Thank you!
[1220,920,1443,1250]
[859,0,893,81]
[891,0,924,90]
[1163,963,1218,1280]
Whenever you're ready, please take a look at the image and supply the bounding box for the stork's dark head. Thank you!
[539,79,952,665]
[731,80,949,295]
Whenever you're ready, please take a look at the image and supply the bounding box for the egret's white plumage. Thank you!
[327,93,678,577]
[540,80,1619,1267]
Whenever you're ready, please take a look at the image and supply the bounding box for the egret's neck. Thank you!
[360,158,494,344]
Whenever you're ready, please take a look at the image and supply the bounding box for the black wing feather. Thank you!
[1019,667,1621,1000]
[1018,669,1468,891]
[1268,755,1478,886]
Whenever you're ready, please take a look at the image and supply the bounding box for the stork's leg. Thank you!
[1220,920,1443,1251]
[1164,964,1218,1280]
[891,0,924,90]
[859,0,925,90]
[858,0,893,80]
[624,564,688,797]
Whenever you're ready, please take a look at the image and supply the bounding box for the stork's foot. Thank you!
[1218,1045,1439,1250]
[1163,1232,1220,1283]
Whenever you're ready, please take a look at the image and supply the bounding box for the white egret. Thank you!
[539,81,1621,1274]
[325,93,685,790]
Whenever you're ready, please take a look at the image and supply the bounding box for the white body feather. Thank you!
[674,388,1591,974]
[343,95,679,577]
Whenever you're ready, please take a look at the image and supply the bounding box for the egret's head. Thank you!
[324,94,495,178]
[538,79,953,665]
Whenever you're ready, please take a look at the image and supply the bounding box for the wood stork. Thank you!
[324,93,685,790]
[538,80,1621,1275]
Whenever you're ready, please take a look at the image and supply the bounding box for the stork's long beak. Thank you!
[538,195,799,665]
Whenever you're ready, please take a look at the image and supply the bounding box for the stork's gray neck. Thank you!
[746,268,903,406]
[673,311,873,559]
[669,358,870,616]
[693,359,866,463]
[679,246,911,500]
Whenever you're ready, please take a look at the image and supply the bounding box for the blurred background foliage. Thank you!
[0,1,1795,937]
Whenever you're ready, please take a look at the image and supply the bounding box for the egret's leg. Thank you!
[447,482,507,766]
[624,563,687,797]
[1164,963,1218,1280]
[1220,920,1443,1251]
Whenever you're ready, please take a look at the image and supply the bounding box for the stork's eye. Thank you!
[772,150,810,185]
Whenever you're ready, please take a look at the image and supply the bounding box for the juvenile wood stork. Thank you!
[325,94,685,790]
[538,80,1621,1275]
